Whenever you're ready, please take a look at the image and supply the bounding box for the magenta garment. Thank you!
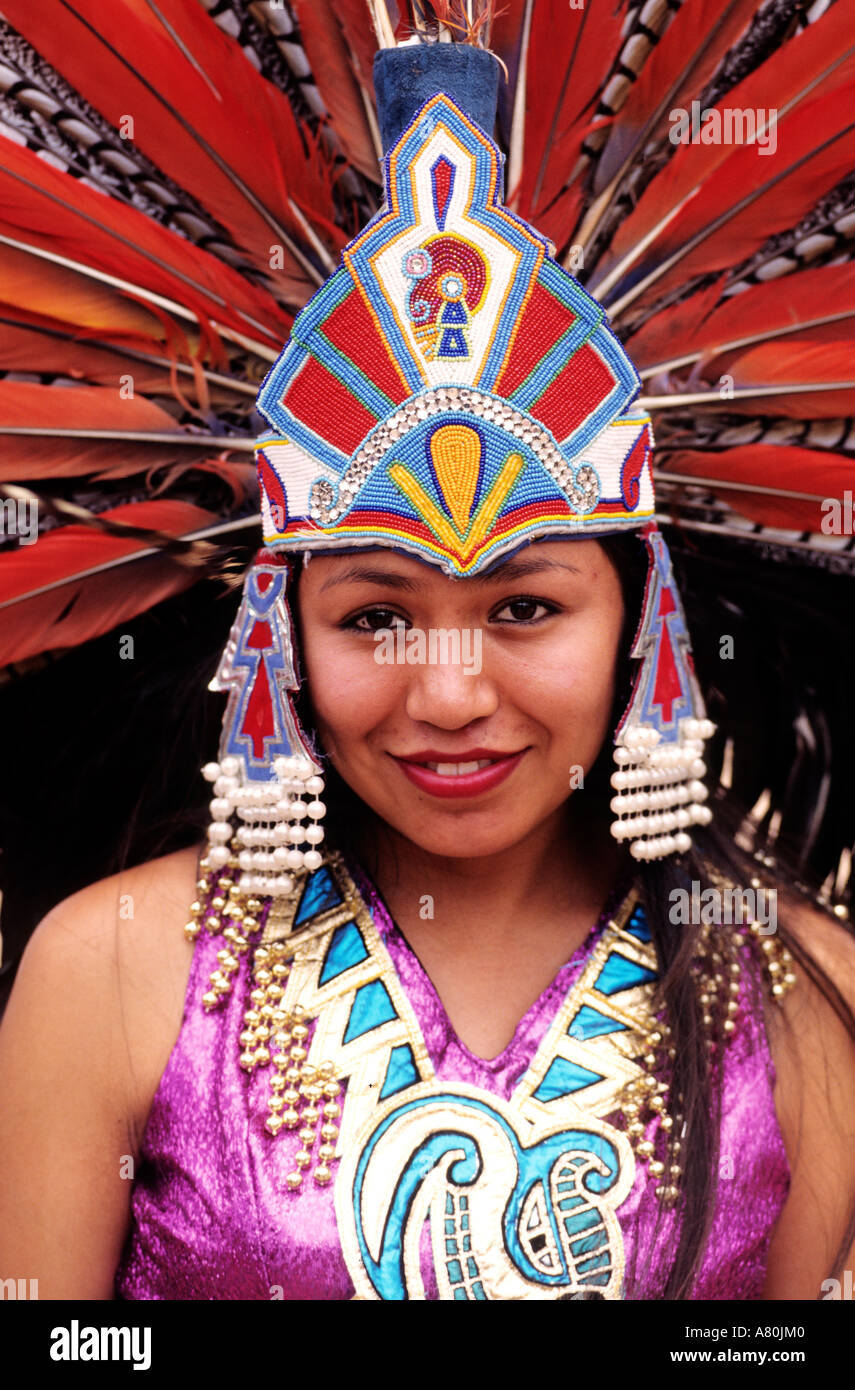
[115,866,790,1300]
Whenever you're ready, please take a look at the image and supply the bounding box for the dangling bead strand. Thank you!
[610,718,716,861]
[201,756,326,899]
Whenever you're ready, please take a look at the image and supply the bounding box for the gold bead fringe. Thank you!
[187,850,341,1193]
[617,884,797,1208]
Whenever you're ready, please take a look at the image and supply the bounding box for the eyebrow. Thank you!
[318,556,582,593]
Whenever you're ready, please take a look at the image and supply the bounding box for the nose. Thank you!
[404,648,499,729]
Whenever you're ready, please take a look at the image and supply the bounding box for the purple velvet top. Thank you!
[115,869,790,1300]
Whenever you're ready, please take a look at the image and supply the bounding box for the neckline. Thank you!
[347,856,633,1069]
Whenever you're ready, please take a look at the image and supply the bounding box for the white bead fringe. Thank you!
[610,718,716,861]
[202,755,326,897]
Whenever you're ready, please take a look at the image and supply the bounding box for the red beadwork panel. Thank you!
[284,356,379,456]
[321,290,410,405]
[530,342,615,442]
[494,283,578,398]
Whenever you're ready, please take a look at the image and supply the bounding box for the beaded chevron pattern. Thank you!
[252,93,654,577]
[184,849,796,1298]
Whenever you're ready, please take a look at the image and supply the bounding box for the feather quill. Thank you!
[657,445,855,531]
[631,264,855,378]
[0,381,234,480]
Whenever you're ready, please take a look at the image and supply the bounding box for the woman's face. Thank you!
[296,539,626,860]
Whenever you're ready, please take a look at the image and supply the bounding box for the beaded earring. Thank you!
[610,527,715,861]
[201,550,326,898]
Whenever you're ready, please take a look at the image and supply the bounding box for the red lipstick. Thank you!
[390,747,527,799]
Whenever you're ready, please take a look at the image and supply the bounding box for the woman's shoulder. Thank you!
[761,889,855,1296]
[23,844,201,997]
[8,844,203,1139]
[770,888,855,1044]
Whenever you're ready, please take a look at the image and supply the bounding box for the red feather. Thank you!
[594,0,761,194]
[292,0,380,182]
[329,0,381,100]
[630,265,855,375]
[605,86,855,312]
[0,381,215,480]
[0,499,219,666]
[0,0,342,290]
[603,0,855,284]
[509,0,627,229]
[659,445,855,531]
[0,320,172,395]
[0,241,165,343]
[624,276,727,370]
[724,340,855,418]
[0,135,291,355]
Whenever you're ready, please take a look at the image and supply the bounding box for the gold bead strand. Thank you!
[312,1063,342,1187]
[183,857,215,943]
[203,886,265,1012]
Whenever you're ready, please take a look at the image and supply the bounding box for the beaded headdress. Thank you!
[202,44,714,895]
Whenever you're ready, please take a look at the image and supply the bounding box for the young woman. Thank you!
[1,531,854,1301]
[2,39,855,1303]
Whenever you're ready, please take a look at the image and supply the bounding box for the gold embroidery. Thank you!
[196,851,676,1297]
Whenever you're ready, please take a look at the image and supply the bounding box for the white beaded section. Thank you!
[202,757,326,897]
[610,720,716,861]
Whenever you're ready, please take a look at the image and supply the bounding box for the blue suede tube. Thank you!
[373,43,500,153]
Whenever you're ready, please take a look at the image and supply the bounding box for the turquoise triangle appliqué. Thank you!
[567,1004,627,1041]
[623,905,652,943]
[532,1056,604,1102]
[295,866,342,925]
[343,979,398,1044]
[319,922,369,985]
[379,1043,420,1100]
[594,951,657,997]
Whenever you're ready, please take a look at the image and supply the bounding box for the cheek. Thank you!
[299,624,399,751]
[514,609,622,752]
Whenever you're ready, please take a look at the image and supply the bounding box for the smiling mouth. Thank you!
[420,759,497,776]
[390,748,527,798]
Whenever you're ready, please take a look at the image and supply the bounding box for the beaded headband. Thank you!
[201,51,714,894]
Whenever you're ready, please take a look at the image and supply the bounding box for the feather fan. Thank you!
[0,0,853,715]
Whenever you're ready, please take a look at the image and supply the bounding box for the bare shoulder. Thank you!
[767,890,855,1052]
[0,847,203,1297]
[7,844,202,1133]
[762,891,855,1298]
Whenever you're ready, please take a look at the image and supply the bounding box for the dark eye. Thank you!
[349,607,408,632]
[492,597,554,623]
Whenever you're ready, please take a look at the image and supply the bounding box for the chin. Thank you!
[384,803,555,861]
